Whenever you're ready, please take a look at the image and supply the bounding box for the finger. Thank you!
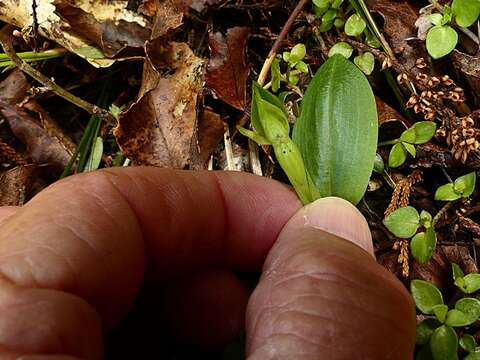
[0,206,18,223]
[246,197,416,359]
[0,168,300,356]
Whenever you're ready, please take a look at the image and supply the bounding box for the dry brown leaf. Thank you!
[0,165,35,206]
[191,109,225,169]
[206,27,250,110]
[451,50,480,106]
[115,41,205,168]
[375,96,409,128]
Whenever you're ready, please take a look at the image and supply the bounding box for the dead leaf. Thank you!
[451,50,480,106]
[0,165,35,206]
[206,27,250,110]
[150,0,188,40]
[115,41,205,168]
[191,109,225,169]
[376,97,410,127]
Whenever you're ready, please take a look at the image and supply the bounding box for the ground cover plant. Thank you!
[1,0,480,358]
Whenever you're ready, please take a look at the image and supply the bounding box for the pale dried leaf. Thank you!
[0,165,35,206]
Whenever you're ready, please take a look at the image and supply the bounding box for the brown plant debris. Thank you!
[385,171,423,217]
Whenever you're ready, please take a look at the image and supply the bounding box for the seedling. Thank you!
[452,263,480,294]
[378,121,437,168]
[384,206,437,264]
[426,0,480,59]
[435,172,476,201]
[412,279,480,360]
[241,54,378,205]
[271,44,309,92]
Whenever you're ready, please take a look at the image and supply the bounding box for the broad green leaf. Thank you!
[345,14,367,36]
[433,304,449,323]
[384,206,420,238]
[454,172,476,197]
[426,25,458,59]
[460,334,477,352]
[435,183,461,201]
[256,97,290,140]
[454,297,480,324]
[430,325,458,360]
[452,263,465,281]
[420,210,433,228]
[403,142,417,158]
[466,351,480,360]
[328,42,354,59]
[84,136,104,172]
[445,309,472,327]
[389,142,407,168]
[452,0,480,28]
[411,227,437,264]
[401,127,417,143]
[353,52,375,75]
[292,54,378,204]
[463,273,480,293]
[411,280,444,314]
[417,319,441,345]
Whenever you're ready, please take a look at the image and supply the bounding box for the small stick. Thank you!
[257,0,309,86]
[0,26,113,123]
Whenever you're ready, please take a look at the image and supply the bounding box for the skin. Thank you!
[0,167,416,359]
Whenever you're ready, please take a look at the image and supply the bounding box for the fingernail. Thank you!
[284,197,374,256]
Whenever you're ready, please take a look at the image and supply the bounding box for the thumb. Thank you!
[246,197,416,359]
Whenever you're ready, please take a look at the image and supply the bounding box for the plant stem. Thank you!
[0,25,113,122]
[257,0,309,86]
[432,201,455,227]
[378,139,400,146]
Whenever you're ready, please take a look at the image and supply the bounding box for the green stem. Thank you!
[378,139,400,146]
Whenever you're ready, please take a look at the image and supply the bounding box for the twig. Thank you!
[433,201,456,227]
[257,0,309,85]
[0,25,113,123]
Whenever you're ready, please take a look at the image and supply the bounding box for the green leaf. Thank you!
[289,44,306,65]
[384,206,420,238]
[429,13,444,26]
[251,82,286,136]
[271,58,282,93]
[373,153,384,174]
[313,0,331,7]
[417,319,441,345]
[331,0,344,8]
[466,351,480,360]
[416,344,434,360]
[237,126,270,145]
[353,52,375,75]
[426,25,459,59]
[295,61,309,73]
[411,227,437,264]
[430,325,458,360]
[452,263,465,281]
[328,42,354,59]
[292,54,378,204]
[403,142,417,158]
[460,334,477,352]
[452,0,480,28]
[84,136,103,172]
[420,210,433,228]
[410,280,444,314]
[334,18,345,28]
[345,14,367,36]
[400,127,417,144]
[389,142,407,168]
[443,5,454,24]
[74,46,105,59]
[463,273,480,293]
[454,297,480,324]
[411,122,438,144]
[445,309,472,327]
[433,304,449,323]
[454,172,476,197]
[435,183,461,201]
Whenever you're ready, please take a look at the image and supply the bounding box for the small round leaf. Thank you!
[328,42,354,59]
[411,227,437,264]
[454,297,480,324]
[420,210,433,228]
[435,183,461,201]
[430,325,458,360]
[426,25,459,59]
[454,172,476,197]
[384,206,420,238]
[403,142,417,158]
[411,121,437,144]
[289,44,306,64]
[460,334,477,352]
[345,14,367,37]
[433,304,449,323]
[410,279,444,314]
[463,274,480,294]
[389,142,407,168]
[429,13,444,26]
[417,319,441,345]
[445,309,472,327]
[353,52,375,75]
[452,0,480,28]
[400,127,417,143]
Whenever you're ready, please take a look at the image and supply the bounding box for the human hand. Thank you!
[0,168,415,359]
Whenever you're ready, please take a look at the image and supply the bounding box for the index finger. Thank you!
[0,167,301,326]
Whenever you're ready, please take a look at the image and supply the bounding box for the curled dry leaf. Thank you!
[115,41,205,168]
[0,0,157,66]
[451,50,480,106]
[0,165,35,206]
[376,96,409,127]
[206,27,250,110]
[191,109,225,169]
